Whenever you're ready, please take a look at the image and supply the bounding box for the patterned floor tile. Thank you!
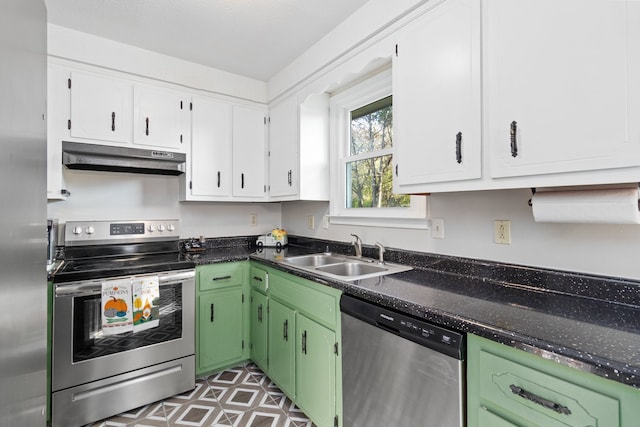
[96,363,316,427]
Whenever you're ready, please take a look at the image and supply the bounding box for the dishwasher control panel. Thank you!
[341,294,464,360]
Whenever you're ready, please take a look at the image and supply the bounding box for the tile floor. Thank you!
[87,363,317,427]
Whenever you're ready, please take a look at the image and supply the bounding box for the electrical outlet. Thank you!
[322,215,330,229]
[307,215,315,230]
[494,220,511,244]
[249,214,257,226]
[431,218,444,239]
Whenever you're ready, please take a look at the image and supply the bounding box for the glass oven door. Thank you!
[52,270,195,392]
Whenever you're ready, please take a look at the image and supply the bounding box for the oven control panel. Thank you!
[65,220,180,245]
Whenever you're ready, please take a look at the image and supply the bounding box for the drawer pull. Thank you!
[252,276,263,282]
[509,384,571,415]
[212,275,232,281]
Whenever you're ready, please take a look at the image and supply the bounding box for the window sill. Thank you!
[329,215,428,230]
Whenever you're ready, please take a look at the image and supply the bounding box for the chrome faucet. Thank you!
[350,234,362,257]
[375,242,385,264]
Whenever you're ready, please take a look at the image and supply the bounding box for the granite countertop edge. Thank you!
[184,240,640,389]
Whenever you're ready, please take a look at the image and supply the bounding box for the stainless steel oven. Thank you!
[51,220,196,427]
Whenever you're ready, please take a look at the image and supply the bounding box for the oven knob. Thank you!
[85,226,95,234]
[167,224,175,232]
[72,226,83,235]
[157,224,165,232]
[147,225,155,232]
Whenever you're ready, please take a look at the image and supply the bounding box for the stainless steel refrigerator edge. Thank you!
[0,0,48,425]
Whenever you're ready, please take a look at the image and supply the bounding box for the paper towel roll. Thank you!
[531,188,640,224]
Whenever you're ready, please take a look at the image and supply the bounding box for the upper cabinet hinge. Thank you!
[190,102,193,111]
[242,340,245,350]
[264,185,267,193]
[264,117,267,125]
[242,293,245,303]
[67,78,71,89]
[334,342,339,356]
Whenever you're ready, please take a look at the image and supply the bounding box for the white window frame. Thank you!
[329,69,428,229]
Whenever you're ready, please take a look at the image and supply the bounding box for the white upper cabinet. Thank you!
[69,70,133,144]
[185,96,233,199]
[232,105,267,199]
[133,84,189,152]
[393,0,481,188]
[486,0,640,179]
[268,95,299,198]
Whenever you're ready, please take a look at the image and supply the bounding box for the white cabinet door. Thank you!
[69,70,133,144]
[268,96,298,198]
[486,0,640,178]
[394,0,481,187]
[189,96,233,198]
[133,85,189,151]
[232,105,266,198]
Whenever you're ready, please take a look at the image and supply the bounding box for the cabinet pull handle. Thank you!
[455,131,462,164]
[145,117,150,136]
[395,164,398,176]
[111,112,116,131]
[302,330,307,354]
[283,319,288,341]
[217,171,221,188]
[509,385,571,415]
[211,275,231,281]
[252,276,263,282]
[258,304,263,322]
[210,303,215,322]
[510,121,518,157]
[287,170,292,186]
[241,173,245,189]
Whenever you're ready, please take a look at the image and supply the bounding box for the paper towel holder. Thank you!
[527,188,537,207]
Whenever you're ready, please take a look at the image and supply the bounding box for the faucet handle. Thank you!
[375,242,386,264]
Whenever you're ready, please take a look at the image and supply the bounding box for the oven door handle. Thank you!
[55,270,195,297]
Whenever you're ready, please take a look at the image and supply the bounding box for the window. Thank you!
[329,69,427,228]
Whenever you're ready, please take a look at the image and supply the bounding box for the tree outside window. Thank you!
[347,96,410,209]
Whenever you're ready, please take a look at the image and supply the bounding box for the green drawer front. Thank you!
[250,266,268,293]
[479,349,620,427]
[198,263,245,291]
[269,273,338,330]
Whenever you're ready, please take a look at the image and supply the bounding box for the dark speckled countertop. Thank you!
[184,235,640,389]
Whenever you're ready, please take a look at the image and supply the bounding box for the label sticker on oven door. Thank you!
[102,279,134,335]
[132,276,160,332]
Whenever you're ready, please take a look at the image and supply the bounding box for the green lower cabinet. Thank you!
[296,313,337,427]
[250,289,268,371]
[268,298,296,398]
[468,334,640,427]
[195,262,249,377]
[197,288,244,375]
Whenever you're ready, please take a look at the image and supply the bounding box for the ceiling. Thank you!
[45,0,370,81]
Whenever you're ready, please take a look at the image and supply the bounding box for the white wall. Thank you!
[47,169,281,239]
[282,192,640,281]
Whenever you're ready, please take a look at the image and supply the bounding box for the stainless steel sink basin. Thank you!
[280,253,412,281]
[284,254,347,267]
[316,262,387,276]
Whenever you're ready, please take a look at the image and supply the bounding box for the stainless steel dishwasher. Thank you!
[341,295,465,427]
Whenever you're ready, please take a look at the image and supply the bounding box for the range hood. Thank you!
[62,141,186,176]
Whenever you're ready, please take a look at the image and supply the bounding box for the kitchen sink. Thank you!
[284,254,347,267]
[280,253,412,281]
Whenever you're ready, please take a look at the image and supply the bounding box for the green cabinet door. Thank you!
[296,314,336,427]
[197,288,244,375]
[478,407,518,427]
[268,298,296,398]
[250,289,268,371]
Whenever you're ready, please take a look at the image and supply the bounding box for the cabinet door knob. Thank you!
[510,121,518,157]
[455,132,462,164]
